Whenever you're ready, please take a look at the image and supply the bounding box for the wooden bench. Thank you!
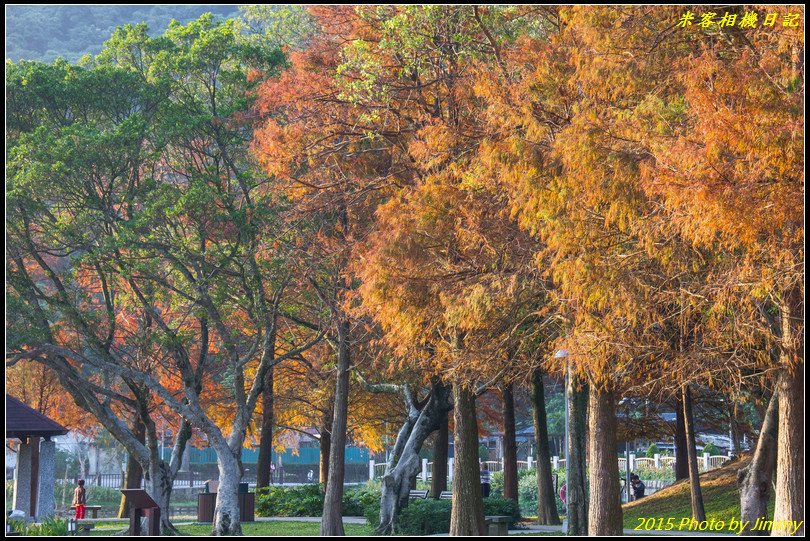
[70,505,102,518]
[439,490,453,500]
[485,515,511,536]
[408,489,429,500]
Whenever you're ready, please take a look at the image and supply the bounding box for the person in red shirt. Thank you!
[73,479,87,519]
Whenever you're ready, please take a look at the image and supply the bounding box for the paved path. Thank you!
[509,524,735,536]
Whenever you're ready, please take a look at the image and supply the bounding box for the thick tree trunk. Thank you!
[772,365,804,536]
[431,411,449,499]
[449,386,485,536]
[145,461,176,534]
[212,448,242,535]
[378,381,452,533]
[674,396,689,480]
[772,286,804,537]
[256,330,276,489]
[531,370,560,525]
[320,317,351,536]
[587,385,622,536]
[738,391,778,535]
[502,384,518,503]
[682,385,706,522]
[118,419,145,518]
[567,366,588,535]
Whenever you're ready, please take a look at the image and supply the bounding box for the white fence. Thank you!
[369,452,732,481]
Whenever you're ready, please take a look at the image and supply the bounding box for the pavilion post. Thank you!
[13,439,34,517]
[37,438,57,519]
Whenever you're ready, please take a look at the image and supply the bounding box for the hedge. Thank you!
[255,483,381,518]
[364,496,520,535]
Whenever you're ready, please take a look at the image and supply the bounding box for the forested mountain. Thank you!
[5,5,240,63]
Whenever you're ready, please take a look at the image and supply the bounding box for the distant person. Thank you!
[631,474,645,501]
[73,479,87,519]
[480,462,491,498]
[307,469,314,483]
[270,463,276,484]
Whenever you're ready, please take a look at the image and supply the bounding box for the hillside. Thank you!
[5,5,240,63]
[622,455,776,534]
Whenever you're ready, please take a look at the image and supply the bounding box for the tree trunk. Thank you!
[567,366,588,535]
[587,384,622,536]
[738,390,778,535]
[531,370,560,525]
[378,381,452,533]
[320,422,332,487]
[773,366,804,536]
[212,448,242,535]
[502,384,518,503]
[118,419,145,518]
[145,461,177,534]
[682,385,706,522]
[449,385,485,536]
[772,286,804,537]
[320,317,351,536]
[674,396,689,480]
[256,329,276,489]
[431,411,449,498]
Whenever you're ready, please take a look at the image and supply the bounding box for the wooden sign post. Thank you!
[120,489,161,536]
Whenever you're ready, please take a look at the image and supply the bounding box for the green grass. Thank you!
[179,522,376,536]
[622,455,772,534]
[90,520,376,536]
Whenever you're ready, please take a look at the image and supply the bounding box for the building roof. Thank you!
[6,395,69,439]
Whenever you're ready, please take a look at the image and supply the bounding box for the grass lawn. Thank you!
[91,520,567,536]
[622,454,771,534]
[90,520,376,536]
[178,522,377,536]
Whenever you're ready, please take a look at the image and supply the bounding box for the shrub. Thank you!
[256,484,324,517]
[364,498,381,531]
[398,499,452,535]
[632,466,675,482]
[369,495,520,535]
[490,470,504,496]
[478,444,490,462]
[9,517,68,536]
[342,484,381,517]
[645,443,660,458]
[703,443,720,456]
[484,496,521,526]
[256,482,382,518]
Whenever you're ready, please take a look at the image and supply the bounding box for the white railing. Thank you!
[368,460,389,480]
[484,460,502,472]
[368,451,732,480]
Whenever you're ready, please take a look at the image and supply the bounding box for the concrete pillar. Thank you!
[629,453,636,471]
[703,452,710,470]
[13,439,33,517]
[654,453,661,468]
[552,455,559,469]
[527,455,533,470]
[421,458,428,482]
[37,439,56,519]
[369,460,375,480]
